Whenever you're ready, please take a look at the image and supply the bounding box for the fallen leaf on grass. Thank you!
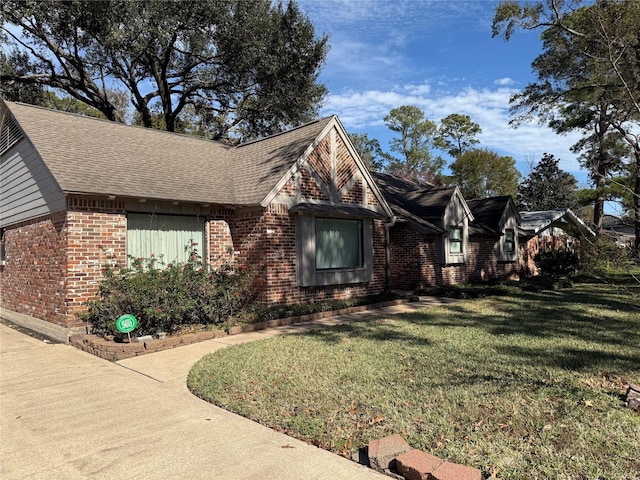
[369,415,385,425]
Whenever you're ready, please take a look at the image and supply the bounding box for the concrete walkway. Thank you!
[1,297,456,480]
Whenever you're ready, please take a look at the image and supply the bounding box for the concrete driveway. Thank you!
[1,297,456,479]
[0,322,387,479]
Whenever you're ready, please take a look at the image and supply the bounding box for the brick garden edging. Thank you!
[367,434,485,480]
[70,298,412,361]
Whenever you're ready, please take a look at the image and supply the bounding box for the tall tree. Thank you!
[567,105,630,231]
[450,148,520,199]
[518,153,578,211]
[0,0,328,141]
[383,105,444,182]
[0,50,46,105]
[435,113,482,158]
[348,133,386,172]
[493,0,640,248]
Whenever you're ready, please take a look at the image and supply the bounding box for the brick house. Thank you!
[519,209,596,275]
[0,100,394,341]
[373,173,523,290]
[466,196,522,282]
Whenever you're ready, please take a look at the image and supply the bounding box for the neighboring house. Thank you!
[602,214,634,248]
[466,196,522,282]
[373,173,468,291]
[0,100,394,340]
[519,209,596,274]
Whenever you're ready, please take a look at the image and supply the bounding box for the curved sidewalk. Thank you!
[1,297,455,480]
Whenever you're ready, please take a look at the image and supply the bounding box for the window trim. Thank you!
[504,228,516,253]
[449,226,463,254]
[296,215,373,287]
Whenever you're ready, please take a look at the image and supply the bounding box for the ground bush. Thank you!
[534,249,580,279]
[577,235,630,277]
[249,292,400,321]
[81,244,262,337]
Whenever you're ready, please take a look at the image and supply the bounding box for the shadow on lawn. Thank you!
[393,285,640,376]
[303,319,434,347]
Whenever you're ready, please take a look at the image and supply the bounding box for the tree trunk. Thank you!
[593,171,606,234]
[634,164,640,256]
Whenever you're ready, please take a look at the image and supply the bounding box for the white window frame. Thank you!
[500,227,518,262]
[449,226,463,254]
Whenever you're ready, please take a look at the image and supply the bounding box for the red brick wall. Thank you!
[335,135,358,192]
[466,237,521,282]
[0,199,127,327]
[227,204,387,306]
[65,199,127,323]
[299,167,330,201]
[389,223,425,291]
[306,135,332,188]
[207,214,235,267]
[389,226,522,290]
[0,212,68,324]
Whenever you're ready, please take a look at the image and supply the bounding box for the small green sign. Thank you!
[116,314,138,333]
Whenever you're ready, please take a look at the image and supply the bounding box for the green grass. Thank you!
[188,281,640,479]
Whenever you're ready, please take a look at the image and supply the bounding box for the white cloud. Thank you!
[494,77,516,86]
[321,85,585,177]
[402,83,432,96]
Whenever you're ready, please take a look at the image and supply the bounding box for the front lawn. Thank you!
[188,280,640,479]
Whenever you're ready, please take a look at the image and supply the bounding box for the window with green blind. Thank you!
[127,213,205,265]
[315,218,363,269]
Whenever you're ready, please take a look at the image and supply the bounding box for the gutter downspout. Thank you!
[384,215,397,293]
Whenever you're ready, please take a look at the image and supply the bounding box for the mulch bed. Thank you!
[70,298,411,361]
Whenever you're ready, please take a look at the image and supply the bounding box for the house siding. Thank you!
[0,139,65,227]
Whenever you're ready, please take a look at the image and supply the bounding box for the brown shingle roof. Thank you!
[372,172,457,233]
[3,101,333,206]
[467,196,519,236]
[231,116,333,205]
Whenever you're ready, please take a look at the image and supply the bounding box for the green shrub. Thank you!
[249,292,400,322]
[80,244,263,337]
[534,249,580,279]
[576,235,630,277]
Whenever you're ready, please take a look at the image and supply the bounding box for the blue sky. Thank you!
[297,0,589,186]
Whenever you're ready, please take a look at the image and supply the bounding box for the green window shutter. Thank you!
[127,213,205,265]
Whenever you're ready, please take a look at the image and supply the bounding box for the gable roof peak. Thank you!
[235,115,336,150]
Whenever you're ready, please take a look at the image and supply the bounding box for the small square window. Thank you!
[449,227,463,254]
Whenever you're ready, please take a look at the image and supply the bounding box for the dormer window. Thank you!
[449,227,463,254]
[504,229,515,253]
